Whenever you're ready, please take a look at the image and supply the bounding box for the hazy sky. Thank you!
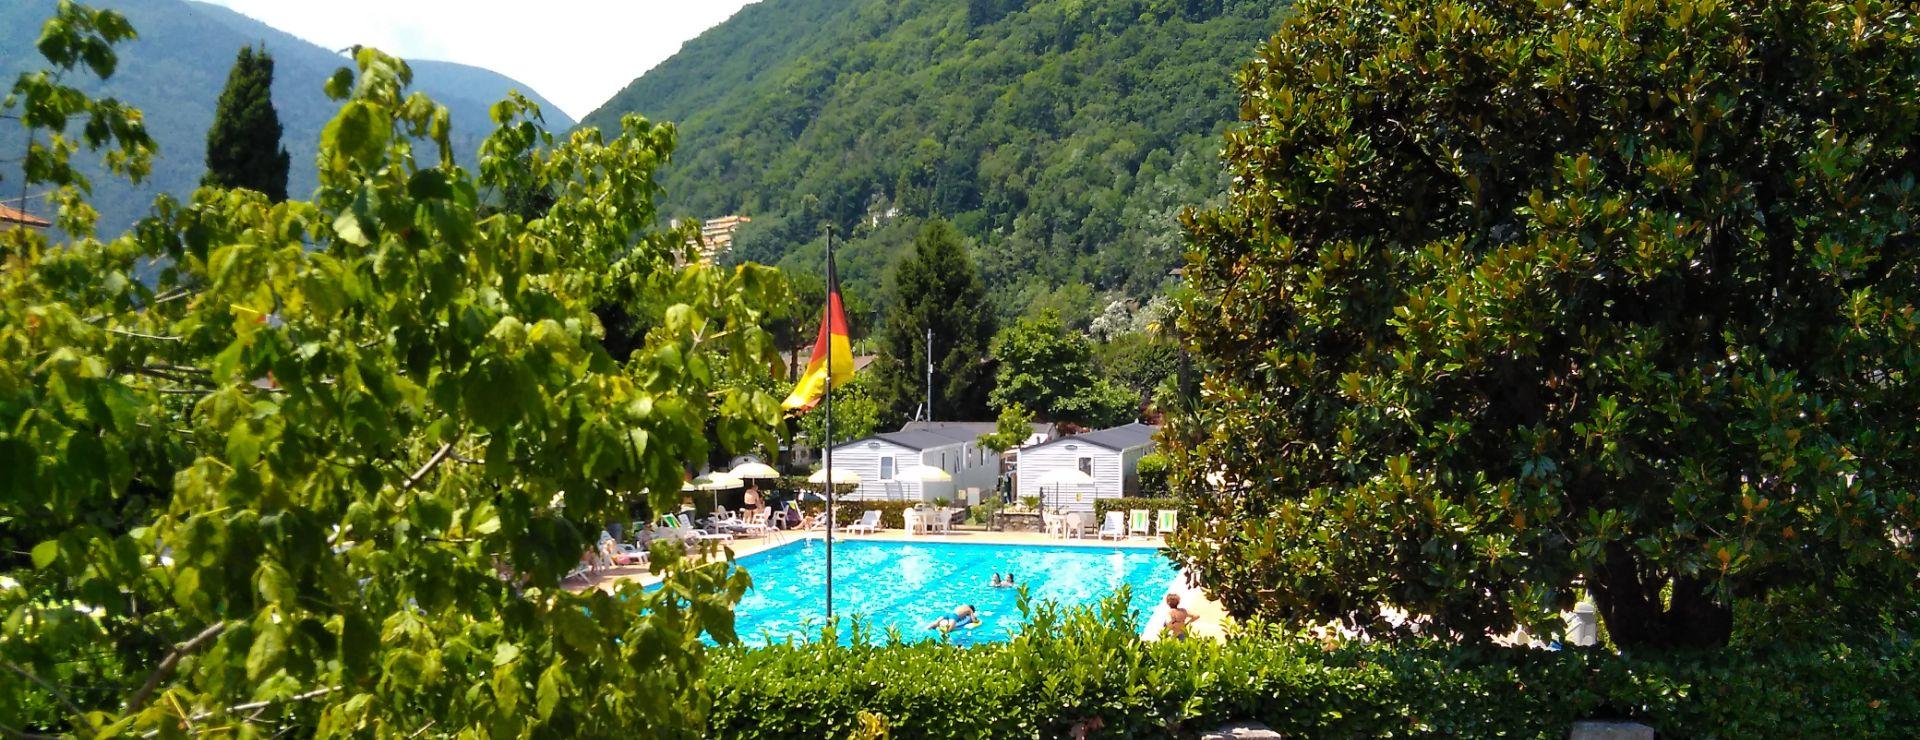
[197,1,759,120]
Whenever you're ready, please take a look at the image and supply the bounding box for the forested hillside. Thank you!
[583,0,1291,318]
[0,0,574,236]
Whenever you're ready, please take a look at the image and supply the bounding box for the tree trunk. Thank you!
[1589,542,1734,649]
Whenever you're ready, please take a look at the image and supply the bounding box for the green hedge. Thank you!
[797,500,948,530]
[707,597,1920,738]
[1094,498,1182,518]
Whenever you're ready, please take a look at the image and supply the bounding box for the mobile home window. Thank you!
[1078,457,1093,476]
[880,457,895,480]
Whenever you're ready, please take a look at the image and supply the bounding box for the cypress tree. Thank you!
[873,220,998,425]
[202,46,289,202]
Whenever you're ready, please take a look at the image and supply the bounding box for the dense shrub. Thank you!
[708,596,1920,738]
[1136,453,1171,495]
[1173,0,1920,649]
[777,475,857,497]
[1094,498,1183,519]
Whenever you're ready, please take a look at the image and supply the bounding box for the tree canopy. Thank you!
[2,6,783,734]
[976,403,1037,453]
[1170,0,1920,650]
[794,372,881,453]
[990,312,1137,429]
[202,45,291,201]
[871,220,998,426]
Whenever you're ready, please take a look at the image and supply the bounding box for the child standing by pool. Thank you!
[1162,593,1195,639]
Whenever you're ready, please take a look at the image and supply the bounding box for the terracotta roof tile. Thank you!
[0,203,51,228]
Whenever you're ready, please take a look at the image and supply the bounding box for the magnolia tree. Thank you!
[2,5,786,736]
[1170,0,1920,649]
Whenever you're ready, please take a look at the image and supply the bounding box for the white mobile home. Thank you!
[1015,423,1159,514]
[826,427,1002,502]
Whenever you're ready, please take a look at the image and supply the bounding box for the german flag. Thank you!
[782,254,855,411]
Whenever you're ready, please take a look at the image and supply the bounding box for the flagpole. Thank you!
[925,326,933,422]
[824,224,836,625]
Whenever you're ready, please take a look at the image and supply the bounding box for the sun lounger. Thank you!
[845,509,881,534]
[656,514,733,544]
[1128,509,1152,538]
[684,513,735,542]
[733,508,775,537]
[704,507,741,532]
[613,540,648,566]
[1156,509,1177,535]
[1098,511,1126,541]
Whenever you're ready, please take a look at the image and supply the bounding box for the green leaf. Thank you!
[226,423,262,468]
[31,540,59,569]
[246,621,286,682]
[492,642,521,668]
[321,100,388,170]
[535,663,564,720]
[333,209,370,247]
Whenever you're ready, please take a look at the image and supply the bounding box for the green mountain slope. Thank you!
[1,0,574,236]
[582,0,1291,312]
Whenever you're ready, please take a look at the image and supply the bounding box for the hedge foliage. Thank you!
[1094,497,1183,518]
[1136,453,1171,496]
[707,596,1920,738]
[798,500,953,530]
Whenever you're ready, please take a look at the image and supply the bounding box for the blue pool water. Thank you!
[715,538,1178,646]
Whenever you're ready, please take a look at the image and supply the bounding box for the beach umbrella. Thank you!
[687,473,744,518]
[1037,469,1095,512]
[896,466,954,503]
[807,468,862,485]
[807,468,862,502]
[693,472,745,490]
[897,466,953,482]
[729,461,781,480]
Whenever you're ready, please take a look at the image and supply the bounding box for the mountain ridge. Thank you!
[1,0,575,236]
[582,0,1293,316]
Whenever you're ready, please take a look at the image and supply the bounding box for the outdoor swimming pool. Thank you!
[714,538,1179,646]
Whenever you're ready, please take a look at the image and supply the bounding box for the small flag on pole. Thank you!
[782,253,854,411]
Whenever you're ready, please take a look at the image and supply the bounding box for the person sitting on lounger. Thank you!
[927,604,978,633]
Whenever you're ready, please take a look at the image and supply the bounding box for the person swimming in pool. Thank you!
[927,604,978,633]
[990,573,1005,588]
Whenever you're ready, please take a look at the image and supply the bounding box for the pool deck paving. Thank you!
[569,526,1232,641]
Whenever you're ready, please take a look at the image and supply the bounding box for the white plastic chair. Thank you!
[1098,512,1126,541]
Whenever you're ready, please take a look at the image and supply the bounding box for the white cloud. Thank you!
[195,1,758,121]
